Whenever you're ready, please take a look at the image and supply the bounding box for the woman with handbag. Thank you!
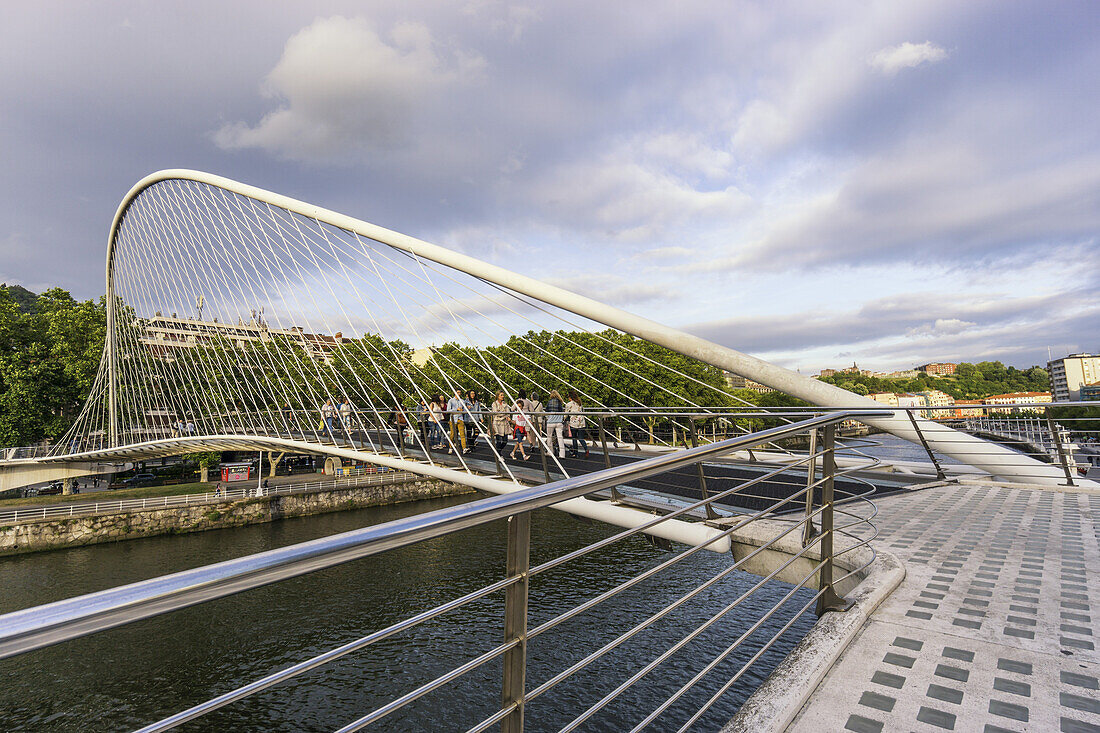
[566,392,589,458]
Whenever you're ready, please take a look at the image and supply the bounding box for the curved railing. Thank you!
[1,411,882,731]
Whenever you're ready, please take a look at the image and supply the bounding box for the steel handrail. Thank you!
[0,468,411,524]
[0,410,878,660]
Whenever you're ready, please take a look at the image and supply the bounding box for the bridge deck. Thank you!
[791,481,1100,732]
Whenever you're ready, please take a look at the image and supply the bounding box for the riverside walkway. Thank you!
[790,480,1100,732]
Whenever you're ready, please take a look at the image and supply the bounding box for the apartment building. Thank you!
[985,391,1053,414]
[918,362,958,376]
[1047,353,1100,401]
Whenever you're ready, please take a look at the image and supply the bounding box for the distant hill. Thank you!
[0,284,36,313]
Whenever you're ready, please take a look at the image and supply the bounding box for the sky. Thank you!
[1,1,1097,373]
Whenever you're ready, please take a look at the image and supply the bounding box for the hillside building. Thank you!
[1047,353,1100,401]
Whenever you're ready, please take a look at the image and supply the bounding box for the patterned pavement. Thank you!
[791,481,1100,732]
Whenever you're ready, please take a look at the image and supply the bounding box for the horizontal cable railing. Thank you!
[0,467,417,525]
[0,410,882,732]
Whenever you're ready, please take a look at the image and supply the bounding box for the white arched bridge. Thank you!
[0,169,1073,503]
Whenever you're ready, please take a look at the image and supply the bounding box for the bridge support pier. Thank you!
[324,456,342,476]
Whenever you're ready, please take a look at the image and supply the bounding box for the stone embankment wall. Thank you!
[0,478,472,556]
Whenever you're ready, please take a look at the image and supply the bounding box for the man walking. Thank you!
[446,389,468,454]
[545,390,566,458]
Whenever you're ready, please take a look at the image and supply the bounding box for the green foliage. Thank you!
[0,287,106,446]
[1048,405,1100,440]
[817,361,1049,400]
[182,451,222,468]
[0,284,38,314]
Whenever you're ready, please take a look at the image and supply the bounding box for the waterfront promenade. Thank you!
[789,480,1100,732]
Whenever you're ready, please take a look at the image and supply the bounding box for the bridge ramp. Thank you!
[790,481,1099,732]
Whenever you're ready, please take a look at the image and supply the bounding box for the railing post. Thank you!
[501,511,530,733]
[1046,414,1076,486]
[802,428,819,547]
[816,425,852,615]
[597,419,620,502]
[688,420,718,520]
[538,437,551,485]
[906,411,946,481]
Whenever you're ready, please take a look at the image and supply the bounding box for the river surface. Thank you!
[0,495,816,732]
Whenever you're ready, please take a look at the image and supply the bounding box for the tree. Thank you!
[0,287,106,446]
[183,452,222,482]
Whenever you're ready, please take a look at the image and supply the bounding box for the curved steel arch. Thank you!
[101,169,1066,485]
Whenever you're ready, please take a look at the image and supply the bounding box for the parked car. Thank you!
[121,473,157,487]
[38,483,63,496]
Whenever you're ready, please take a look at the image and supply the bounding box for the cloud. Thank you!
[522,136,748,243]
[546,274,670,307]
[869,41,948,75]
[684,286,1099,370]
[630,246,694,262]
[905,318,976,337]
[214,16,485,162]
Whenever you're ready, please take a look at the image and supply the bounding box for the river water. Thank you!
[0,495,815,732]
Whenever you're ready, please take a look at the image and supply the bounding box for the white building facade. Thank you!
[1047,353,1100,401]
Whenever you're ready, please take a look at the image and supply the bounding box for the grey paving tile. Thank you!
[1003,627,1034,639]
[992,677,1031,697]
[844,714,884,733]
[1061,692,1100,715]
[997,659,1032,675]
[1060,717,1100,733]
[858,691,896,712]
[891,637,923,651]
[870,670,905,689]
[926,683,964,704]
[917,705,957,729]
[1060,671,1098,690]
[941,647,974,662]
[935,664,969,682]
[884,652,915,668]
[988,699,1029,722]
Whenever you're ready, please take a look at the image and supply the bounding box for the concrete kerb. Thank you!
[721,540,905,732]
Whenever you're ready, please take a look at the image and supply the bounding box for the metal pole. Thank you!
[907,410,946,481]
[801,428,819,547]
[538,436,551,485]
[501,512,530,733]
[688,420,718,520]
[816,425,851,615]
[597,419,620,502]
[1045,414,1076,487]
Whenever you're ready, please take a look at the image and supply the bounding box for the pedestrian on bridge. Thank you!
[429,395,445,449]
[566,393,589,458]
[446,390,468,454]
[545,390,566,458]
[510,392,529,461]
[321,399,336,439]
[463,390,481,452]
[491,392,511,454]
[339,397,355,447]
[526,393,545,451]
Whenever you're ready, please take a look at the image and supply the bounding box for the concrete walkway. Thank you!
[792,481,1100,732]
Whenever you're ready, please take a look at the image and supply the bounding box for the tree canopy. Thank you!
[818,361,1049,400]
[0,287,106,445]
